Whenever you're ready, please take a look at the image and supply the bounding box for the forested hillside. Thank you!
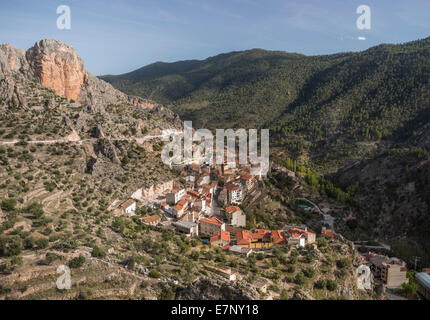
[102,38,430,167]
[102,37,430,264]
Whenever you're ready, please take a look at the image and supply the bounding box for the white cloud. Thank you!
[358,36,367,41]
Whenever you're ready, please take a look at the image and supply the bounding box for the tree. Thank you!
[24,202,44,219]
[294,272,306,285]
[326,279,337,291]
[190,251,200,261]
[149,270,162,279]
[1,199,16,212]
[68,255,85,268]
[303,267,315,278]
[0,235,23,257]
[158,288,175,300]
[402,272,418,296]
[280,289,289,300]
[314,279,326,289]
[91,245,106,258]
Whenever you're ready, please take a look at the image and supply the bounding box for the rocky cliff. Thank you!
[0,39,181,124]
[25,39,86,101]
[0,38,183,204]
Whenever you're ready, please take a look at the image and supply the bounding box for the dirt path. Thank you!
[0,129,182,146]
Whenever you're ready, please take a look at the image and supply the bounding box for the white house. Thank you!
[120,199,136,216]
[166,188,186,205]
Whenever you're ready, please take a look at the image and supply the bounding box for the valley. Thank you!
[102,37,430,266]
[0,37,428,301]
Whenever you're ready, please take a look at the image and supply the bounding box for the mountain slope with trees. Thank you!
[102,37,430,264]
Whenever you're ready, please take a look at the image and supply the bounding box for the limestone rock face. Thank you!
[26,39,86,101]
[0,44,31,78]
[0,38,183,130]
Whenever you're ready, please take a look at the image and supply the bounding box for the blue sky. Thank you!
[1,0,429,75]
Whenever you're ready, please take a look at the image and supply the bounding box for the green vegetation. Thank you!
[102,38,430,261]
[102,38,430,162]
[402,272,418,296]
[68,255,86,268]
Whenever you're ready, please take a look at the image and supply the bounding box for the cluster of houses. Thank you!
[211,224,316,251]
[155,160,259,234]
[113,158,318,256]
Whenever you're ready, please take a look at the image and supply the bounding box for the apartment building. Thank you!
[369,255,408,288]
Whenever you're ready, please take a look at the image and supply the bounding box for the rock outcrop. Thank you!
[0,44,31,78]
[176,279,259,300]
[0,39,183,118]
[26,39,86,101]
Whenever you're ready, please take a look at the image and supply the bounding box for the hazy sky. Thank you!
[1,0,429,75]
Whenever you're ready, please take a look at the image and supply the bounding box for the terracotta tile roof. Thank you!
[210,230,231,243]
[200,216,224,226]
[321,228,334,238]
[160,202,168,207]
[188,190,200,198]
[236,230,251,245]
[250,229,271,240]
[225,206,241,215]
[141,215,160,224]
[120,199,135,209]
[173,205,183,211]
[226,225,243,234]
[287,227,315,235]
[177,199,187,206]
[236,229,286,244]
[241,174,252,180]
[270,230,286,244]
[289,232,304,239]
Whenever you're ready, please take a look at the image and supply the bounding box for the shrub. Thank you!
[1,199,16,212]
[314,279,326,289]
[286,265,295,273]
[158,288,175,300]
[303,267,315,278]
[41,252,61,265]
[68,255,85,268]
[91,245,106,258]
[149,270,162,279]
[326,279,337,291]
[294,272,306,285]
[36,238,49,249]
[0,235,23,257]
[280,289,289,300]
[336,258,350,269]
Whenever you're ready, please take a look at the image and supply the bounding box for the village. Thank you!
[109,151,430,297]
[109,148,322,270]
